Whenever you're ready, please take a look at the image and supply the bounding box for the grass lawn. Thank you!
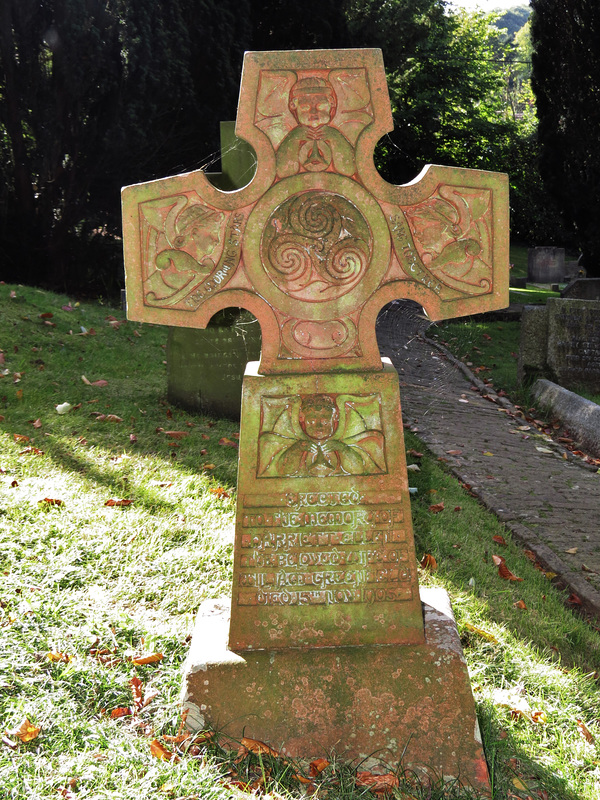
[1,284,600,799]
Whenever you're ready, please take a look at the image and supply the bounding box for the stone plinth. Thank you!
[229,360,424,650]
[527,247,565,284]
[181,588,489,793]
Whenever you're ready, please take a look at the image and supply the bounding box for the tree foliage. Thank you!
[531,0,600,273]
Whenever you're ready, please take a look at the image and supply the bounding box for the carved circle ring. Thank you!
[243,174,391,320]
[262,191,371,302]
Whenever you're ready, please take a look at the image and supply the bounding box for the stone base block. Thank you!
[181,587,489,793]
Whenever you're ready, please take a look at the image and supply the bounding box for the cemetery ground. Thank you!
[1,283,600,800]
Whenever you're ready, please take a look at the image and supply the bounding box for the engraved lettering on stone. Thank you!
[257,393,386,478]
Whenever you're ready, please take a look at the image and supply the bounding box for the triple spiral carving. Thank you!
[261,191,372,302]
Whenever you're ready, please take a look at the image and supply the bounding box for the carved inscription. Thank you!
[258,392,386,477]
[237,499,412,607]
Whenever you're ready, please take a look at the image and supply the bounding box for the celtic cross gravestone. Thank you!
[122,49,508,789]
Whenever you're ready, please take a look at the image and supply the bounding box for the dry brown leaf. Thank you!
[104,498,133,507]
[309,757,330,777]
[31,418,42,429]
[237,736,280,759]
[446,449,462,455]
[110,707,132,719]
[492,535,508,547]
[201,433,210,440]
[104,414,123,423]
[513,600,527,610]
[8,718,41,743]
[131,653,164,665]
[407,449,423,457]
[493,556,523,582]
[130,675,143,709]
[129,434,137,443]
[428,502,445,513]
[210,486,231,500]
[219,437,238,448]
[150,739,180,762]
[200,463,216,470]
[577,719,595,743]
[13,433,29,443]
[39,312,53,319]
[356,771,399,793]
[47,651,72,662]
[39,498,63,506]
[19,446,44,456]
[163,430,188,439]
[420,553,437,571]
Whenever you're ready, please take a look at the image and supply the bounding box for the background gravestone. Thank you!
[527,246,565,283]
[122,48,509,790]
[167,122,261,418]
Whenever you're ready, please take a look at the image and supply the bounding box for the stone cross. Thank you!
[122,49,508,787]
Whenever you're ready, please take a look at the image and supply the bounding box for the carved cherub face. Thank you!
[174,205,223,260]
[299,395,339,441]
[289,78,336,130]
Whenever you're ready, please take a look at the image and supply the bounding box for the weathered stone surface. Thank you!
[167,313,261,418]
[182,588,489,793]
[518,304,549,383]
[230,359,423,650]
[547,297,600,392]
[527,246,565,284]
[122,48,510,793]
[122,49,509,376]
[532,378,600,458]
[561,277,600,300]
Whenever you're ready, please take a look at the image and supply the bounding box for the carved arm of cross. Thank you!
[122,49,509,375]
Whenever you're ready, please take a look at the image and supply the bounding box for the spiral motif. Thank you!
[325,238,369,283]
[262,190,372,302]
[267,234,312,286]
[289,193,341,241]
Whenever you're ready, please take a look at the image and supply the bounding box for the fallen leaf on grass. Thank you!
[150,739,180,762]
[10,480,18,488]
[200,463,215,471]
[464,623,499,644]
[493,535,508,546]
[19,447,44,456]
[407,449,423,458]
[492,554,523,582]
[513,600,527,610]
[356,771,399,793]
[428,502,444,513]
[39,498,63,506]
[201,433,210,440]
[577,719,595,743]
[47,651,72,662]
[104,499,133,507]
[7,718,41,743]
[420,553,437,571]
[81,375,109,387]
[131,653,163,665]
[129,434,137,443]
[567,593,582,605]
[13,433,29,443]
[309,757,330,776]
[237,736,280,760]
[31,418,42,428]
[163,430,189,439]
[219,437,238,448]
[210,486,231,500]
[110,707,131,719]
[39,312,53,319]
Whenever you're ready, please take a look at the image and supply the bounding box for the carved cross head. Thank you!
[122,49,509,374]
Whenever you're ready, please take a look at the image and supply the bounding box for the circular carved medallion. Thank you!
[261,191,371,302]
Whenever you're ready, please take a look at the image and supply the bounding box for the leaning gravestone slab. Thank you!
[528,246,565,284]
[547,297,600,392]
[561,277,600,301]
[122,48,509,791]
